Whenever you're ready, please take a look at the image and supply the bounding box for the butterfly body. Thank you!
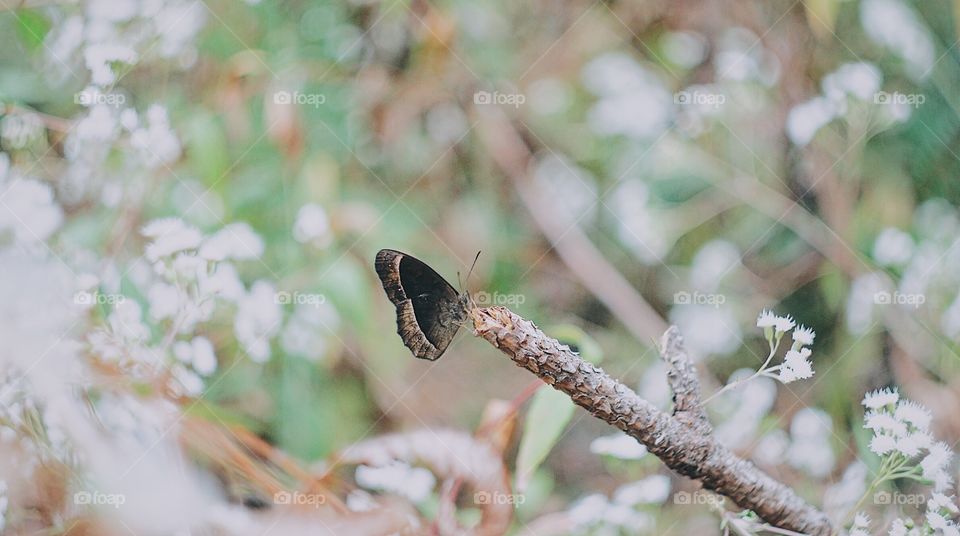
[375,249,470,360]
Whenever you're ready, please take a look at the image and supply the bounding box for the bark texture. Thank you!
[471,306,833,536]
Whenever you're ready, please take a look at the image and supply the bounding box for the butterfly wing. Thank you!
[375,249,465,360]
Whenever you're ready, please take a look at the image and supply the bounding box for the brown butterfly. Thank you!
[375,249,472,360]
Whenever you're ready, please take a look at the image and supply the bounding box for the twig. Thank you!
[471,305,833,536]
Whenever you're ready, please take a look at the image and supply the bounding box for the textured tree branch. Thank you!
[471,306,833,536]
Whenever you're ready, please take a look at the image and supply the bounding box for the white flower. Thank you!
[873,227,914,266]
[773,314,795,333]
[589,433,648,460]
[280,302,339,362]
[129,105,181,168]
[142,218,203,261]
[234,281,282,363]
[786,96,840,146]
[779,348,814,383]
[199,222,264,261]
[612,474,671,505]
[896,431,931,457]
[173,336,217,376]
[0,177,64,243]
[83,42,137,86]
[926,511,950,532]
[862,387,899,409]
[888,518,913,536]
[930,492,959,514]
[864,412,908,437]
[869,433,897,455]
[853,512,870,528]
[821,62,882,102]
[756,309,776,328]
[293,203,333,247]
[792,325,815,346]
[921,442,953,479]
[894,400,932,431]
[355,461,436,503]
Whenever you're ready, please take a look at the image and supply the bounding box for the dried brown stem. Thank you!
[471,305,833,536]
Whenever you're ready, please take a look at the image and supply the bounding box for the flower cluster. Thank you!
[850,389,958,535]
[755,310,815,383]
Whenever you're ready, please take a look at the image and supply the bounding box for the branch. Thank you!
[471,305,833,536]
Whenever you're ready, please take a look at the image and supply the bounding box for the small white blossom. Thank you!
[850,511,871,536]
[773,314,795,333]
[293,203,333,247]
[897,431,932,457]
[888,518,915,536]
[142,218,203,261]
[862,387,899,409]
[926,511,951,533]
[199,222,264,261]
[234,281,282,363]
[895,400,932,431]
[779,348,814,383]
[355,461,436,503]
[869,433,897,455]
[930,492,959,514]
[589,433,648,460]
[756,309,777,328]
[792,325,815,346]
[864,411,908,437]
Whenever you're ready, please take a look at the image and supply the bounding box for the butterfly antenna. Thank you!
[465,251,482,284]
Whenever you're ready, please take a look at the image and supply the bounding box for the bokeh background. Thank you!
[1,0,960,534]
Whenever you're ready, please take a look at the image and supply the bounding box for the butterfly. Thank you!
[375,249,473,360]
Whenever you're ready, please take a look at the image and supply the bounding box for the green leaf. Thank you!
[14,10,51,51]
[514,386,575,493]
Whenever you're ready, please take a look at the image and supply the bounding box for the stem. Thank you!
[704,341,780,404]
